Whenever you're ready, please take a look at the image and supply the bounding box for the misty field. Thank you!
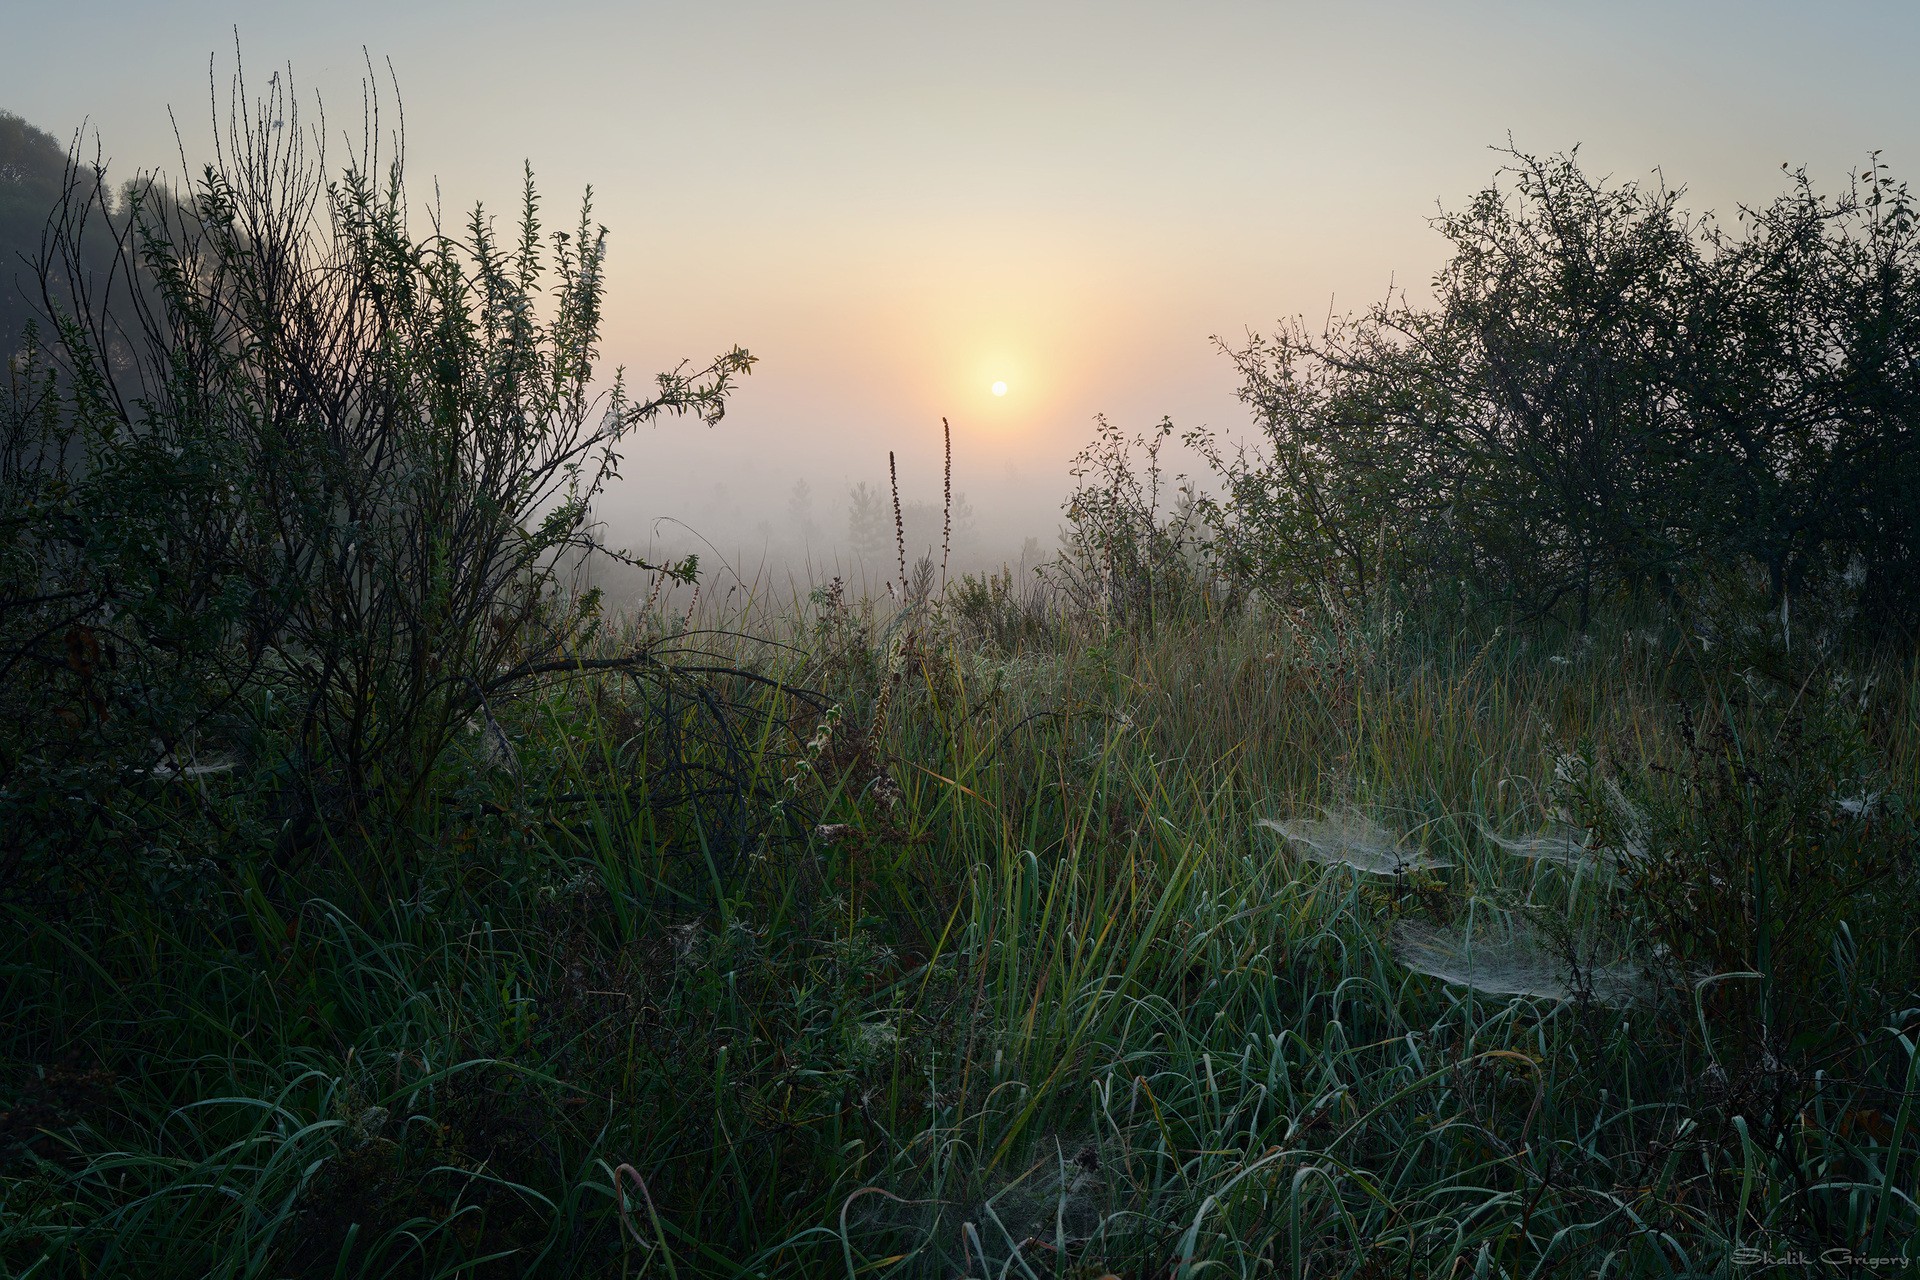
[5,75,1920,1280]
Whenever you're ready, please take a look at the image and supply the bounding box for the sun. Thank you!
[991,380,1008,397]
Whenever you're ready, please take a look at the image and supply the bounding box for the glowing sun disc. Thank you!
[991,381,1008,396]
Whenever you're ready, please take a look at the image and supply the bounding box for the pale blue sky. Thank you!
[7,1,1916,562]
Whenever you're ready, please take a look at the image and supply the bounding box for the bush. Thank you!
[0,70,750,890]
[1201,147,1920,639]
[1053,414,1218,627]
[946,565,1053,651]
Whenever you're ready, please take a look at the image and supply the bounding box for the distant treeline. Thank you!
[1,112,81,358]
[3,111,216,425]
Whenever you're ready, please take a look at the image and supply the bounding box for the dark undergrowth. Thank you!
[4,590,1916,1278]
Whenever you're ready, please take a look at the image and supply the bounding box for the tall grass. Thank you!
[4,585,1916,1277]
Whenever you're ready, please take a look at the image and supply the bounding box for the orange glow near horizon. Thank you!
[8,2,1915,557]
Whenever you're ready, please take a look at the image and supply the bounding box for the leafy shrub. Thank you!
[946,565,1053,651]
[1053,414,1217,627]
[0,70,751,890]
[1201,147,1920,639]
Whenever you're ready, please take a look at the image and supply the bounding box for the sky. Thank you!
[7,0,1919,575]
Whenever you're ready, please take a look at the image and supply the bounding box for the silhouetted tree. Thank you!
[1203,146,1920,639]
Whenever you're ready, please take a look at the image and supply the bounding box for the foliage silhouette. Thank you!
[1,63,752,891]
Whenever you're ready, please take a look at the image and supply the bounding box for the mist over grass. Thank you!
[589,448,1069,608]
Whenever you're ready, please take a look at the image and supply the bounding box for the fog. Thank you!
[593,415,1082,605]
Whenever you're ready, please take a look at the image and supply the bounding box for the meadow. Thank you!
[5,555,1917,1276]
